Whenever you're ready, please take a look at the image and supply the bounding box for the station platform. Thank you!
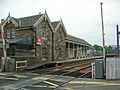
[0,72,120,90]
[27,56,102,70]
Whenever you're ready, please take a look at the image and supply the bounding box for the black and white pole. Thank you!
[1,23,7,71]
[100,2,106,77]
[1,25,7,58]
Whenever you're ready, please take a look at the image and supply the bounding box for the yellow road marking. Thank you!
[50,78,64,82]
[64,87,74,90]
[32,77,49,80]
[49,86,57,88]
[14,75,27,78]
[30,85,47,88]
[69,81,120,86]
[6,78,19,80]
[64,85,105,90]
[43,81,58,87]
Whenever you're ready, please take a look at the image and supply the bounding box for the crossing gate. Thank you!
[16,60,27,71]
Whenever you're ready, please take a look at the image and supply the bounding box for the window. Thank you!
[6,28,16,39]
[42,26,46,38]
[7,29,11,39]
[12,28,16,38]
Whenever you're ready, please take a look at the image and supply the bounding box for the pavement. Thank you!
[0,72,120,90]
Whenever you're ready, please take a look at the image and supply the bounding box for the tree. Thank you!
[93,44,103,51]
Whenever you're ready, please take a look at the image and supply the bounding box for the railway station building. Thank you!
[0,11,92,68]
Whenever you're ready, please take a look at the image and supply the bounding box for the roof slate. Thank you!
[18,14,43,27]
[51,21,60,29]
[12,17,19,24]
[11,14,43,27]
[66,35,92,47]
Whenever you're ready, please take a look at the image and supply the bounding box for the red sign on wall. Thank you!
[36,38,42,45]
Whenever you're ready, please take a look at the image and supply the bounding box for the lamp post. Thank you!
[100,2,106,77]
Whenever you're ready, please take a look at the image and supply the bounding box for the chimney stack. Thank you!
[39,12,41,15]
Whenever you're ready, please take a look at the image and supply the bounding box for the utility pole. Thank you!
[100,2,106,77]
[116,25,119,56]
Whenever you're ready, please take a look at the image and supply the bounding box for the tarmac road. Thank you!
[0,72,120,90]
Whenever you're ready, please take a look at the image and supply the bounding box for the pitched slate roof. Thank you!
[12,14,43,27]
[51,21,60,29]
[19,14,43,27]
[66,35,92,47]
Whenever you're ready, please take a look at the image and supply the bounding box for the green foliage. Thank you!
[93,44,103,51]
[93,44,114,54]
[105,45,113,54]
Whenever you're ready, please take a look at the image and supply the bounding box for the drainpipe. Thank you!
[52,32,54,61]
[34,28,37,57]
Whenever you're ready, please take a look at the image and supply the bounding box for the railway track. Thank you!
[51,63,92,90]
[29,61,92,90]
[27,59,93,78]
[48,62,91,77]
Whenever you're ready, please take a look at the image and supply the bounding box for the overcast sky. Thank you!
[0,0,120,46]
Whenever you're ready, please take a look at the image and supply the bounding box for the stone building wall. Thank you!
[35,19,53,61]
[12,56,37,67]
[54,26,66,61]
[16,28,34,38]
